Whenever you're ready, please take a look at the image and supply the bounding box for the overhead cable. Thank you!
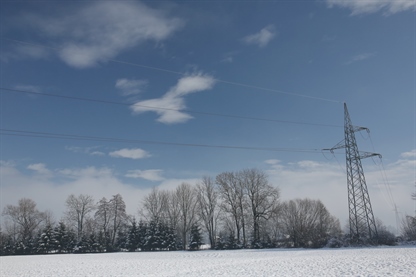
[0,128,323,153]
[0,87,342,128]
[2,38,341,103]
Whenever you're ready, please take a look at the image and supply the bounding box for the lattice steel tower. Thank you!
[327,103,379,243]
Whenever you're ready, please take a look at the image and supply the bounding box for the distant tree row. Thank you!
[1,168,414,256]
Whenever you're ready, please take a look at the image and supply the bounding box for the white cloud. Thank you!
[16,1,183,68]
[109,148,151,160]
[221,56,233,63]
[0,163,201,222]
[13,85,41,93]
[27,163,51,175]
[115,79,148,96]
[130,74,216,124]
[326,0,416,15]
[0,160,16,167]
[345,52,376,65]
[0,163,147,221]
[16,44,50,59]
[0,44,50,63]
[2,152,414,233]
[265,155,415,232]
[126,169,165,181]
[65,146,105,156]
[401,149,416,158]
[220,51,240,63]
[90,151,105,156]
[58,166,113,179]
[243,25,276,48]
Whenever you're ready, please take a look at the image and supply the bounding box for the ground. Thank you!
[1,246,415,276]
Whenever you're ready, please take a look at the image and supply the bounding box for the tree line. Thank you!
[1,168,415,256]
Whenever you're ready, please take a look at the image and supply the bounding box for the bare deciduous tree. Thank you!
[216,171,246,246]
[176,183,197,249]
[95,197,112,243]
[65,194,95,240]
[110,194,127,245]
[280,198,340,248]
[240,168,280,243]
[196,176,221,249]
[140,188,169,223]
[165,190,181,232]
[2,198,46,242]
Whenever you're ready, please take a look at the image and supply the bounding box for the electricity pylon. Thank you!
[325,103,379,244]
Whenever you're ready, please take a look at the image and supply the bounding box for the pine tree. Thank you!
[143,220,158,251]
[115,228,127,251]
[166,225,177,251]
[89,233,101,253]
[137,220,147,251]
[37,224,53,254]
[225,233,238,250]
[126,220,139,252]
[52,221,75,253]
[74,235,91,253]
[188,223,203,251]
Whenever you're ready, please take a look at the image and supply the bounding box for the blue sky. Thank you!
[1,0,415,232]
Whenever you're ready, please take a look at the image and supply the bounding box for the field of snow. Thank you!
[1,246,415,276]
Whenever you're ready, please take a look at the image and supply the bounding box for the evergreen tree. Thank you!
[2,237,15,256]
[143,220,158,251]
[37,224,53,254]
[158,221,168,250]
[152,221,163,250]
[89,233,103,253]
[114,228,128,251]
[166,225,177,251]
[137,220,147,251]
[126,220,139,252]
[224,233,239,250]
[188,223,203,250]
[27,234,40,254]
[52,221,75,253]
[74,235,91,253]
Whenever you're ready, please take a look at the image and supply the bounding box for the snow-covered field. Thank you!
[1,246,415,276]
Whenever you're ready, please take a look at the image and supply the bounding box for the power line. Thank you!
[0,87,342,128]
[0,128,323,153]
[2,38,341,103]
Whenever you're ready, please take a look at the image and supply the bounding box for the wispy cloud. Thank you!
[27,163,51,176]
[109,148,151,160]
[125,169,165,181]
[130,73,216,124]
[242,25,276,48]
[220,51,240,63]
[0,44,50,63]
[65,146,105,156]
[13,85,42,93]
[265,151,416,231]
[400,149,416,158]
[326,0,416,15]
[345,52,376,65]
[0,162,201,222]
[58,166,112,179]
[116,79,148,96]
[1,150,415,231]
[11,1,183,68]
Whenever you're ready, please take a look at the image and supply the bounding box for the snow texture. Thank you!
[1,246,415,276]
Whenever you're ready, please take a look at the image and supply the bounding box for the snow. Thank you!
[1,246,415,276]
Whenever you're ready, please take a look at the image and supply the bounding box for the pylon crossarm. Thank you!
[322,140,345,153]
[352,126,369,133]
[358,152,382,160]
